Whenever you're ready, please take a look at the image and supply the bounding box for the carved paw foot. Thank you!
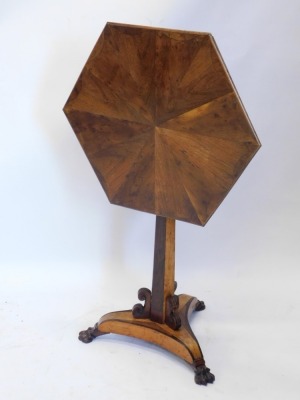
[194,300,206,312]
[78,323,104,343]
[194,364,215,385]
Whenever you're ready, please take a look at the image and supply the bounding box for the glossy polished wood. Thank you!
[79,294,214,385]
[65,22,261,386]
[64,22,261,226]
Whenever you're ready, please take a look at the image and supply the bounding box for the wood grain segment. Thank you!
[151,217,175,323]
[64,22,261,225]
[97,294,204,366]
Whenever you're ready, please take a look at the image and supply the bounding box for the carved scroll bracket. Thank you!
[132,287,152,319]
[132,287,181,330]
[165,294,181,330]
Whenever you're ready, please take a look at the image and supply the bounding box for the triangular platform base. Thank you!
[79,293,214,385]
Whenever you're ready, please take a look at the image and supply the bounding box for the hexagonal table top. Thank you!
[64,22,260,226]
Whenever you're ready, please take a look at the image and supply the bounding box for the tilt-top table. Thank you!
[63,22,261,385]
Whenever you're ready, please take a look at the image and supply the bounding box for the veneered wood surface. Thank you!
[64,22,261,226]
[97,294,204,365]
[151,217,175,323]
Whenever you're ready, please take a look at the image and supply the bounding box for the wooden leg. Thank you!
[79,294,214,385]
[78,323,107,343]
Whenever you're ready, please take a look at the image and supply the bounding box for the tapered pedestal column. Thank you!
[79,217,214,385]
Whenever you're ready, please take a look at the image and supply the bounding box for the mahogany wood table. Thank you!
[64,22,261,385]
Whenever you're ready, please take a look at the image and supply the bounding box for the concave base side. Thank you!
[79,294,215,385]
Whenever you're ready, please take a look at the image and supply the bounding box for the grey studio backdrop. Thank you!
[1,1,299,399]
